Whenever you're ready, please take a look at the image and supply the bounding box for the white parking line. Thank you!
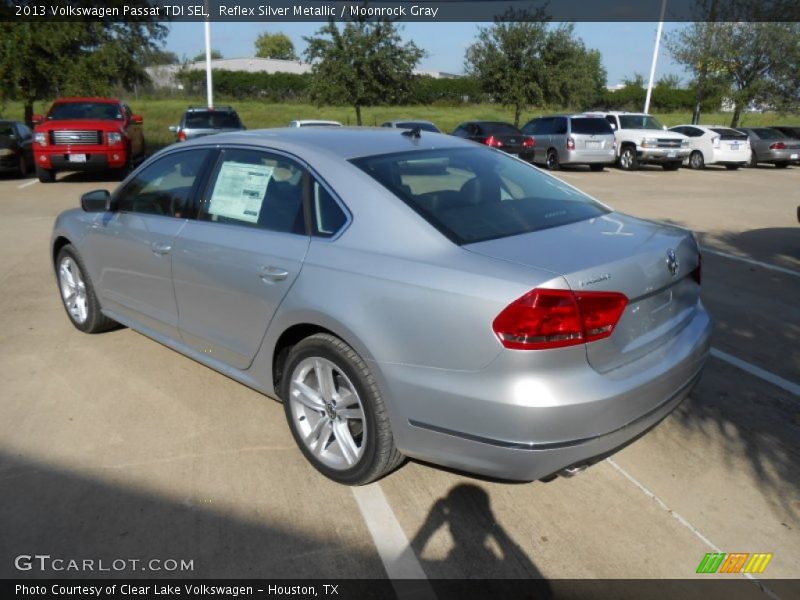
[351,483,437,599]
[710,348,800,397]
[607,458,781,600]
[703,248,800,278]
[16,179,38,189]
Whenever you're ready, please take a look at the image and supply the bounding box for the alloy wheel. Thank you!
[58,257,88,324]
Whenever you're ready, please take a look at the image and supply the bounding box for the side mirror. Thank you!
[609,123,616,130]
[132,114,143,124]
[32,114,44,125]
[168,125,178,132]
[81,189,111,213]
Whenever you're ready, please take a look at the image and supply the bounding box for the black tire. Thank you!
[662,161,682,171]
[774,162,789,169]
[55,244,117,334]
[16,154,28,178]
[280,333,404,485]
[748,152,758,168]
[688,151,705,170]
[36,166,55,183]
[589,164,605,172]
[618,145,638,171]
[115,154,133,181]
[725,164,741,170]
[545,149,560,171]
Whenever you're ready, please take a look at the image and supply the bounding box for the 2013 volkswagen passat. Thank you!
[51,128,712,485]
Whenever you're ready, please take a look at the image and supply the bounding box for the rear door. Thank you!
[171,147,311,369]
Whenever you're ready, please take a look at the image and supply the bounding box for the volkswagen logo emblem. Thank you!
[666,249,679,277]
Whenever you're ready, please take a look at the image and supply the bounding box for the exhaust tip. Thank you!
[558,464,590,478]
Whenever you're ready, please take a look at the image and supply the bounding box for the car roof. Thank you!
[290,120,342,125]
[184,105,237,113]
[176,126,471,160]
[51,97,122,104]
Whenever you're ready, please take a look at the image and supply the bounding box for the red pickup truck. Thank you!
[32,97,145,182]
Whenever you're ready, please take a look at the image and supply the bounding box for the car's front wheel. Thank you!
[36,166,55,183]
[56,245,117,333]
[618,146,638,170]
[280,333,403,485]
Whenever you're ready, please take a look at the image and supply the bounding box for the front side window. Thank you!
[200,148,306,235]
[115,149,211,217]
[352,147,608,245]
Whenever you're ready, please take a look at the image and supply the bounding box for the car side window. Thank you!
[16,123,32,139]
[554,117,568,135]
[199,148,307,235]
[684,127,702,137]
[116,149,211,218]
[311,179,347,238]
[452,125,467,137]
[538,118,554,135]
[522,120,540,135]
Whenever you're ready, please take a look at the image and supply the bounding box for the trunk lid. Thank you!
[465,212,701,372]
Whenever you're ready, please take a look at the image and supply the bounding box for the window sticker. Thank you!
[209,161,273,223]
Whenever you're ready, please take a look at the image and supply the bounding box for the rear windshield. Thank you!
[479,122,522,136]
[571,118,613,135]
[618,115,664,130]
[351,147,608,245]
[48,102,123,121]
[710,128,748,140]
[750,128,786,139]
[185,111,241,129]
[395,121,440,133]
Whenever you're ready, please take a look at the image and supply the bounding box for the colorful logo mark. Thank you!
[696,553,773,574]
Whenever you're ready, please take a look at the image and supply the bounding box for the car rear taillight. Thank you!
[712,136,721,149]
[523,136,535,148]
[492,288,628,350]
[566,137,575,150]
[770,142,786,150]
[484,135,503,148]
[178,129,187,142]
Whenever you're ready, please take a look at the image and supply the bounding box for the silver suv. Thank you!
[169,106,246,142]
[521,115,616,171]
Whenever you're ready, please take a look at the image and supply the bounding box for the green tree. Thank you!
[144,48,180,66]
[465,19,549,127]
[0,18,167,124]
[540,24,606,111]
[192,49,223,62]
[304,19,424,125]
[255,32,298,61]
[668,22,800,126]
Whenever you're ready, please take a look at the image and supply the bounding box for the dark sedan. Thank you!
[451,121,534,161]
[738,127,800,168]
[0,120,34,177]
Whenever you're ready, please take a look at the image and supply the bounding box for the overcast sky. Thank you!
[164,21,690,87]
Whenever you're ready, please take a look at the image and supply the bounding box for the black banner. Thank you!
[2,0,800,23]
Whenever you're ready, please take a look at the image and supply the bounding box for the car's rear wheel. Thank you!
[56,245,117,333]
[618,146,638,170]
[280,333,403,485]
[748,152,758,168]
[589,164,605,172]
[688,151,704,170]
[546,149,560,170]
[36,166,55,183]
[16,155,28,178]
[774,162,789,169]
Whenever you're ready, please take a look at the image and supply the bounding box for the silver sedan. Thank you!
[51,128,712,485]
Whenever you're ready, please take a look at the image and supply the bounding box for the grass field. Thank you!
[3,98,799,154]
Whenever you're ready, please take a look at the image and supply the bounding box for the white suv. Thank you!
[585,112,690,171]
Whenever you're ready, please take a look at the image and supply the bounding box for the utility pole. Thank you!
[644,0,668,114]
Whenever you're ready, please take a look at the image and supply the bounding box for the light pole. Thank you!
[644,0,668,114]
[204,1,213,108]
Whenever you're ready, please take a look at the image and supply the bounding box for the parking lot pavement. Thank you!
[0,166,798,589]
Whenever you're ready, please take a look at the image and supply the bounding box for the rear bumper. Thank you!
[755,149,798,163]
[375,301,712,481]
[562,148,616,165]
[709,148,750,165]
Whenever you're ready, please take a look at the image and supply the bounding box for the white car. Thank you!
[289,120,343,128]
[669,125,751,170]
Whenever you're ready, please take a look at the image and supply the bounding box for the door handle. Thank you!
[151,242,172,255]
[258,265,289,282]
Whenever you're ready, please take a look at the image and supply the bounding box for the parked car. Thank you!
[451,121,534,161]
[289,120,342,128]
[668,125,750,170]
[0,119,34,178]
[761,126,800,165]
[170,106,245,142]
[737,127,800,168]
[32,97,146,182]
[51,127,711,485]
[521,115,616,171]
[584,111,690,170]
[381,120,441,133]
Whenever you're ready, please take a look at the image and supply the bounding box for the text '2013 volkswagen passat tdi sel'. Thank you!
[51,127,712,485]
